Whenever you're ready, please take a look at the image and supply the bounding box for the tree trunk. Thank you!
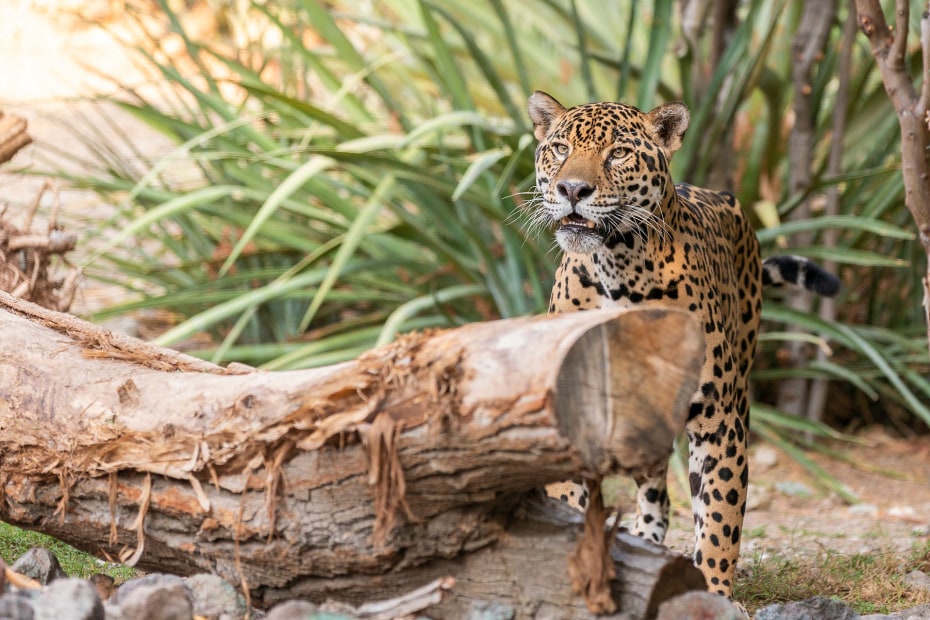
[856,0,930,354]
[777,0,837,416]
[808,0,858,424]
[0,292,705,617]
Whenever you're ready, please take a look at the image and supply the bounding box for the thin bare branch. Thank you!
[892,0,910,68]
[857,0,919,103]
[920,6,930,112]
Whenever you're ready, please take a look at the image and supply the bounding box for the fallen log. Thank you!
[0,291,705,617]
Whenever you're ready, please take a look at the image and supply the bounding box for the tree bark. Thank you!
[283,493,705,619]
[777,0,837,417]
[0,292,705,616]
[678,0,739,188]
[856,0,930,353]
[808,1,858,423]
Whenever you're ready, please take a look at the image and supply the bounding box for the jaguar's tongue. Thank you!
[560,214,596,229]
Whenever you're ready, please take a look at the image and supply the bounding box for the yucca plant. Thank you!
[41,0,929,491]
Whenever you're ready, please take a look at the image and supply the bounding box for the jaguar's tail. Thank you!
[762,255,841,297]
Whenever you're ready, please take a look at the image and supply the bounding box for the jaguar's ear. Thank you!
[646,102,690,156]
[528,91,567,141]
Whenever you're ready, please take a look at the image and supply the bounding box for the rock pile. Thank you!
[0,547,332,620]
[4,546,930,620]
[0,548,244,620]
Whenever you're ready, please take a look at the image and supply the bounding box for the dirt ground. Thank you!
[656,429,930,563]
[4,0,930,575]
[0,0,175,313]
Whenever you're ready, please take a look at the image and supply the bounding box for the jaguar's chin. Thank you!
[555,216,605,254]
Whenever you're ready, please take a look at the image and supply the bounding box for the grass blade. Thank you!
[298,175,397,331]
[220,156,337,275]
[376,284,487,346]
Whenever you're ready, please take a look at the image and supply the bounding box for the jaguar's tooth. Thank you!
[585,220,596,229]
[560,217,570,226]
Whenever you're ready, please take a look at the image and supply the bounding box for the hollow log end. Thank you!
[553,307,703,475]
[644,556,708,618]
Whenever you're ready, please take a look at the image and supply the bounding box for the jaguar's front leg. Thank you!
[687,414,748,600]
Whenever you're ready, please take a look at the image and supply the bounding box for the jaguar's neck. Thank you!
[603,186,682,252]
[656,185,684,230]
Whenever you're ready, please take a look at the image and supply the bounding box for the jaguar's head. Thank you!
[527,91,689,254]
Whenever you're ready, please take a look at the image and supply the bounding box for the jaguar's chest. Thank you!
[550,227,714,314]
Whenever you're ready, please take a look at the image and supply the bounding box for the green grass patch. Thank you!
[0,521,138,582]
[736,541,930,614]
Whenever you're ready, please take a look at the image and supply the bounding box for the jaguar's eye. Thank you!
[552,142,569,157]
[610,147,629,160]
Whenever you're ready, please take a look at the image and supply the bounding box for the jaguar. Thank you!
[527,90,840,602]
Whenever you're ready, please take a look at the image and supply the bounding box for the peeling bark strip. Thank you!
[568,478,617,614]
[0,292,703,615]
[364,412,416,547]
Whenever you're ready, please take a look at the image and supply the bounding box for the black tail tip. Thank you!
[808,267,841,297]
[762,255,841,297]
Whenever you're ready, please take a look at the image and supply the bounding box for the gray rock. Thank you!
[111,573,187,605]
[102,603,124,620]
[860,603,930,619]
[184,573,246,619]
[466,600,515,619]
[656,591,744,620]
[11,548,67,585]
[264,600,321,620]
[894,602,930,619]
[754,445,779,469]
[115,579,193,620]
[32,578,105,620]
[847,503,880,517]
[905,570,930,593]
[775,481,815,498]
[746,483,772,511]
[755,596,859,620]
[0,592,35,620]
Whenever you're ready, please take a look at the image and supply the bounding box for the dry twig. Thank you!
[0,183,80,312]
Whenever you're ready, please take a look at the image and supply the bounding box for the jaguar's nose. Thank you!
[556,180,594,207]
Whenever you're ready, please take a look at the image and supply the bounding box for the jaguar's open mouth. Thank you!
[555,213,604,253]
[559,213,598,232]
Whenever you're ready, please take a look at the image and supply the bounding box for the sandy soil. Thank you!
[596,425,930,571]
[0,0,174,313]
[659,429,930,562]
[3,0,930,578]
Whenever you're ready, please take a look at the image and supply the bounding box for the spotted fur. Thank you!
[527,91,839,602]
